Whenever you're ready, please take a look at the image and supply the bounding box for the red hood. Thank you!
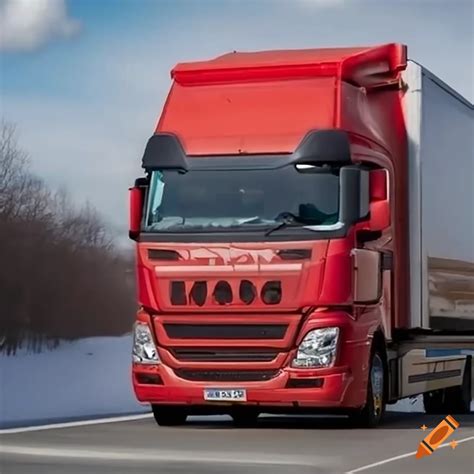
[136,239,353,313]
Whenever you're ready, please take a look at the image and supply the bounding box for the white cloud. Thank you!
[0,0,80,52]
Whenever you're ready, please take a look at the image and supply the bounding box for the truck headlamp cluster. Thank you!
[292,327,339,368]
[132,322,160,364]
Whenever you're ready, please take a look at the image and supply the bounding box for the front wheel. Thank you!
[151,405,188,427]
[349,348,386,428]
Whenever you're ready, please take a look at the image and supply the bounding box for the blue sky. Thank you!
[1,0,473,239]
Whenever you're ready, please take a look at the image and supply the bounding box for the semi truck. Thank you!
[129,43,474,427]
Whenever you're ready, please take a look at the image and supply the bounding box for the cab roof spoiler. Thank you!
[171,44,407,90]
[142,129,352,170]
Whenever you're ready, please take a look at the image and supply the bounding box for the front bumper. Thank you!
[133,363,355,408]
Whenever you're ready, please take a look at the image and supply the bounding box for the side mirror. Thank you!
[368,169,390,231]
[129,185,144,241]
[339,166,370,225]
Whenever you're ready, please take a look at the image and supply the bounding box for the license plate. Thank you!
[204,388,247,402]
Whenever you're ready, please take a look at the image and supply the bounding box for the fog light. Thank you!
[292,327,339,368]
[135,373,163,385]
[133,322,160,364]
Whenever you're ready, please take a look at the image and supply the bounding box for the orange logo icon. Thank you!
[416,415,459,459]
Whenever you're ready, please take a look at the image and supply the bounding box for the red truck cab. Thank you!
[129,43,473,427]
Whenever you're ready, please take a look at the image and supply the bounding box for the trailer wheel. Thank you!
[349,346,386,428]
[230,409,260,428]
[424,357,472,415]
[444,357,472,414]
[151,405,187,426]
[423,390,445,414]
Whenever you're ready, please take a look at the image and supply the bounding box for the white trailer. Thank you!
[387,61,474,411]
[403,60,474,331]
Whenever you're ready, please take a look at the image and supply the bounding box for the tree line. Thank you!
[0,122,136,354]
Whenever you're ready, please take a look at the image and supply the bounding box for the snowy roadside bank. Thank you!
[0,335,149,429]
[1,340,472,429]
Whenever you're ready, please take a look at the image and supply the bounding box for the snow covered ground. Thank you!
[1,339,471,428]
[0,335,149,428]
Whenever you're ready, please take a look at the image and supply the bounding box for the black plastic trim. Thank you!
[408,369,462,384]
[142,133,188,171]
[148,249,181,261]
[382,252,393,271]
[163,324,287,340]
[190,281,207,307]
[277,249,312,260]
[138,226,348,243]
[172,348,278,362]
[239,280,257,305]
[142,129,351,171]
[135,373,163,385]
[286,378,324,389]
[293,129,351,165]
[175,369,279,382]
[170,281,186,305]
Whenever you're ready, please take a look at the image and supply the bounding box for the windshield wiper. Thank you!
[264,212,318,237]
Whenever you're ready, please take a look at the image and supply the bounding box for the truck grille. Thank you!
[175,369,280,382]
[163,324,287,340]
[172,348,278,362]
[169,279,282,306]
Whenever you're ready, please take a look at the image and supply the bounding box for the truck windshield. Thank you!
[144,166,339,232]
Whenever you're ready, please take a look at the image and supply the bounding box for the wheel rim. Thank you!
[371,353,384,417]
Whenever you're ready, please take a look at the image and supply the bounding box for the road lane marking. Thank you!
[0,445,328,467]
[346,435,474,473]
[0,414,153,434]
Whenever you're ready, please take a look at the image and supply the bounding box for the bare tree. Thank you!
[0,121,135,355]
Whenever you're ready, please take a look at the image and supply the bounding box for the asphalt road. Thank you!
[1,412,473,474]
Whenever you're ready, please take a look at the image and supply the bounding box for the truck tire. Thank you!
[151,405,187,426]
[349,347,386,428]
[443,357,472,414]
[424,357,472,415]
[230,409,260,427]
[423,389,445,414]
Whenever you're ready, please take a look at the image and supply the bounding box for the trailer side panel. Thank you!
[420,65,474,330]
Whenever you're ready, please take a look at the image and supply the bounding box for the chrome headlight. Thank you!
[292,327,339,368]
[132,322,160,364]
